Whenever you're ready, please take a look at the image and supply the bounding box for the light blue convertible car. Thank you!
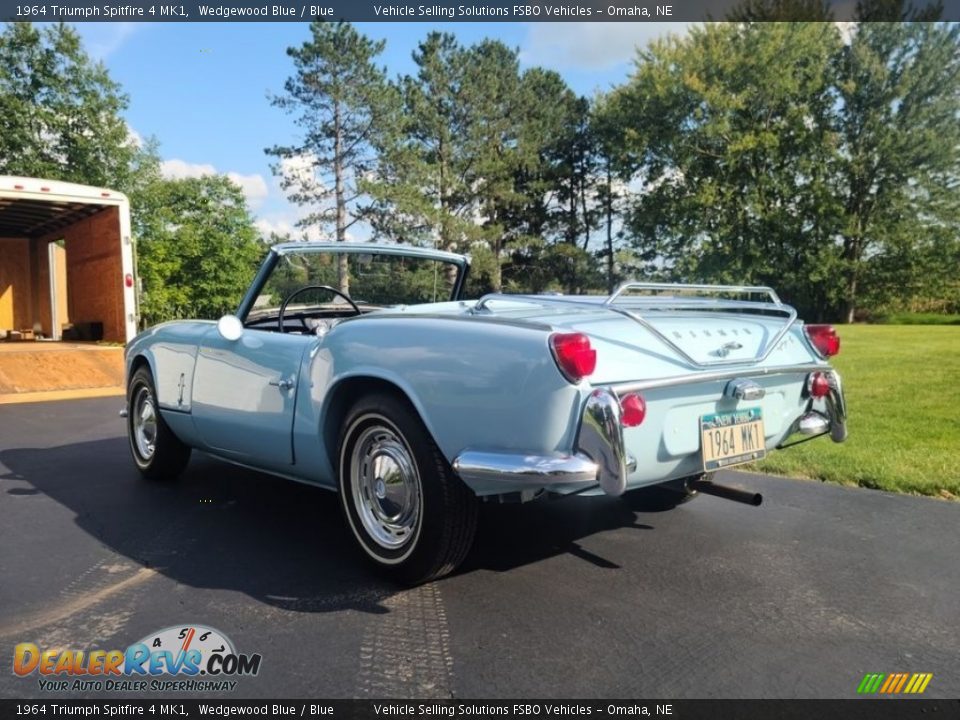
[124,242,847,583]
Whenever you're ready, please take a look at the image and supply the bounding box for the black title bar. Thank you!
[1,0,959,22]
[1,699,959,720]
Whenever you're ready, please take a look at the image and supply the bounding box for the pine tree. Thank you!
[267,21,392,293]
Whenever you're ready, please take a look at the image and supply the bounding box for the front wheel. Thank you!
[127,366,191,480]
[338,392,477,585]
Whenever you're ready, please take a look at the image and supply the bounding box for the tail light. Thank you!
[807,372,830,398]
[620,392,646,427]
[549,332,596,383]
[804,324,840,357]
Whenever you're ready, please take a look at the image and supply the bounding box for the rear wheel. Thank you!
[338,392,477,585]
[127,365,191,480]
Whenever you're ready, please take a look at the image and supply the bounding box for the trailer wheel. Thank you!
[127,366,191,480]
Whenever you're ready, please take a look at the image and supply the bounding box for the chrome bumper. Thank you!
[795,369,848,443]
[453,388,634,498]
[452,451,599,487]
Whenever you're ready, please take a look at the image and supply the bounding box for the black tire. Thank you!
[622,475,700,512]
[338,392,478,585]
[127,365,191,481]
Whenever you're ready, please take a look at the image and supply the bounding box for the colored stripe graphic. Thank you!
[857,673,885,694]
[857,672,932,694]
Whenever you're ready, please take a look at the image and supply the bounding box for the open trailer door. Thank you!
[0,176,138,344]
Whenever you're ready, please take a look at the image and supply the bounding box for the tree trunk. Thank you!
[605,162,614,293]
[841,234,861,324]
[580,174,590,251]
[334,99,349,295]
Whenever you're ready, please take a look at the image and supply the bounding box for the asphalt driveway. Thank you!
[1,397,957,699]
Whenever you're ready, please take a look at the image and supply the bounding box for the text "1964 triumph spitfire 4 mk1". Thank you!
[123,242,846,584]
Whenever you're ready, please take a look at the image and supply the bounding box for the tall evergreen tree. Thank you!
[365,32,474,284]
[267,21,392,293]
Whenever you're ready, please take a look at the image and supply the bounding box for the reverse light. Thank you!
[804,324,840,357]
[549,332,596,383]
[807,372,831,398]
[619,392,646,427]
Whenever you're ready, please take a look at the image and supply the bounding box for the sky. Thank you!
[73,21,691,240]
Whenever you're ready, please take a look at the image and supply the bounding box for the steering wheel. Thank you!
[278,285,361,333]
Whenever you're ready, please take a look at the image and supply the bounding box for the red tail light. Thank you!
[620,393,646,427]
[549,332,596,383]
[808,372,830,398]
[804,324,840,357]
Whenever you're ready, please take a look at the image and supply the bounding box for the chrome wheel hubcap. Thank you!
[133,387,158,460]
[350,423,421,550]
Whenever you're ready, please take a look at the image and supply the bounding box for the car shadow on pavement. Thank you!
[1,437,666,608]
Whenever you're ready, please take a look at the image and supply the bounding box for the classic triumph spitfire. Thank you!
[124,242,846,583]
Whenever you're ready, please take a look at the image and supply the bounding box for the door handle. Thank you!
[269,378,294,391]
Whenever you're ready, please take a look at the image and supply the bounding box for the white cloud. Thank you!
[279,153,319,188]
[225,172,269,209]
[520,22,692,72]
[254,217,321,242]
[160,158,269,210]
[125,125,143,149]
[160,158,217,179]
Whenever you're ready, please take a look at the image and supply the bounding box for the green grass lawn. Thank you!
[749,325,960,499]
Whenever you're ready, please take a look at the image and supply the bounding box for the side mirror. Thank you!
[217,314,244,342]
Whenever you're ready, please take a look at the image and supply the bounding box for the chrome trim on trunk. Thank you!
[608,363,830,394]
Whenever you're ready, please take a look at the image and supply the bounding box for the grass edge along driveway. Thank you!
[750,325,959,500]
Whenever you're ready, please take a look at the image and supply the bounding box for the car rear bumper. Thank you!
[452,388,637,498]
[791,369,847,443]
[453,367,847,499]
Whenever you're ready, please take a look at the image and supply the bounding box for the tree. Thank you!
[366,33,501,289]
[831,22,960,321]
[133,176,264,325]
[267,21,392,294]
[0,22,143,190]
[617,23,842,317]
[592,92,635,291]
[364,32,518,288]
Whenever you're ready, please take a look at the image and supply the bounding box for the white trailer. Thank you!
[0,175,138,344]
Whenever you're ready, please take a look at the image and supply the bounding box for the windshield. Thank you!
[254,249,463,315]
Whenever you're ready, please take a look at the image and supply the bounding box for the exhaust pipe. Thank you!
[690,478,763,506]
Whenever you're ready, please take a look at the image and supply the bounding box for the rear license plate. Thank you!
[700,408,766,471]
